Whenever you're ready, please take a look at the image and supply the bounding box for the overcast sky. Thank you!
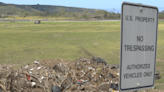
[1,0,164,12]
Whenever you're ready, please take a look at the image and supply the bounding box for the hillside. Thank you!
[0,2,104,13]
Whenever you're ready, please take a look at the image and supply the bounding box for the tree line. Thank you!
[0,9,121,19]
[159,12,164,19]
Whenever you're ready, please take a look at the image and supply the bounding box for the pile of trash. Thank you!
[0,57,121,92]
[0,57,160,92]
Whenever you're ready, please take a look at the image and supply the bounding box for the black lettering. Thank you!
[142,45,144,51]
[148,64,150,69]
[127,45,130,51]
[135,16,154,23]
[148,18,150,22]
[130,15,133,21]
[127,65,131,70]
[137,36,143,42]
[140,72,142,77]
[152,18,154,23]
[124,45,127,51]
[143,72,152,77]
[127,64,151,70]
[133,73,136,78]
[123,72,142,79]
[138,45,141,51]
[135,16,138,21]
[133,45,136,51]
[124,45,155,52]
[140,17,143,22]
[136,45,139,51]
[152,46,154,51]
[129,45,132,51]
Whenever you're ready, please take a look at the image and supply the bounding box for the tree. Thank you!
[45,10,50,16]
[59,9,66,17]
[83,14,87,19]
[73,13,76,18]
[21,11,30,17]
[103,11,108,18]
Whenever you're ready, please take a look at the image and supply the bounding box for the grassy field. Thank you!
[0,21,120,64]
[0,21,164,90]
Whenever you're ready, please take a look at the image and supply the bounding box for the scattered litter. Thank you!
[34,61,40,64]
[24,65,29,68]
[30,68,34,70]
[31,82,36,86]
[155,70,161,80]
[152,86,156,89]
[26,74,30,80]
[37,67,41,70]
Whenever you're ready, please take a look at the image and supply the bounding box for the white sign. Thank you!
[119,2,158,91]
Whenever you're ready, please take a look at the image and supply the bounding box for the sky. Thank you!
[1,0,164,13]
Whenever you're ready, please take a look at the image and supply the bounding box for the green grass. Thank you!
[0,21,120,66]
[0,21,164,90]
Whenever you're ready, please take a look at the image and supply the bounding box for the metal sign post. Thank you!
[119,2,158,92]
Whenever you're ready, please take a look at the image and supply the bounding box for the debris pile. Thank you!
[0,57,160,92]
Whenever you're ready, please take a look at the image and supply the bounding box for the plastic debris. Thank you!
[34,61,40,64]
[152,86,156,89]
[0,57,160,92]
[77,80,82,84]
[24,65,29,68]
[51,86,61,92]
[31,82,36,86]
[155,70,161,80]
[26,74,31,80]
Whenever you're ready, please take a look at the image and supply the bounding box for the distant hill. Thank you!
[0,2,105,13]
[162,10,164,13]
[103,8,121,13]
